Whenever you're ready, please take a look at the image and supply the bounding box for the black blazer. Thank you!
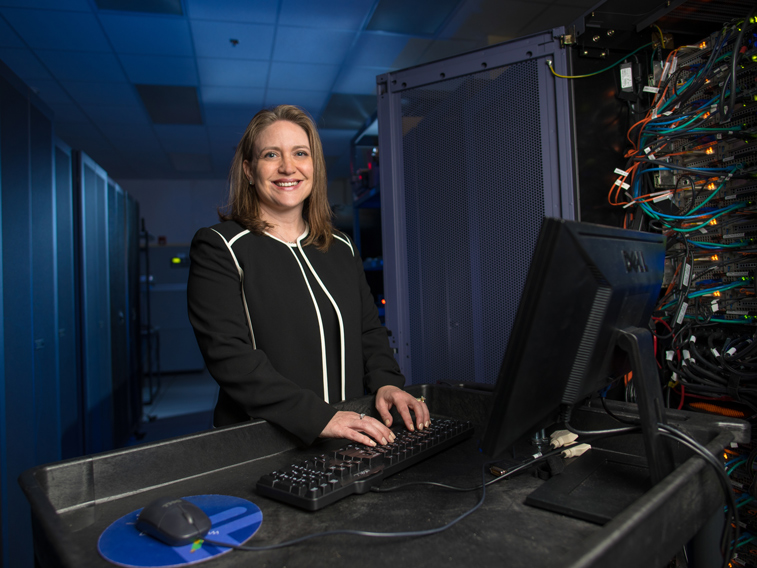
[187,221,405,444]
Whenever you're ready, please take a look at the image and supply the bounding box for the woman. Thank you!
[187,104,429,447]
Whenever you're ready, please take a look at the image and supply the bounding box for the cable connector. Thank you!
[562,444,591,459]
[550,429,579,449]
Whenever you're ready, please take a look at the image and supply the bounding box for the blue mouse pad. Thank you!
[98,494,263,567]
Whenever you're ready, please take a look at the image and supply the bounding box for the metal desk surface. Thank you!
[20,385,750,568]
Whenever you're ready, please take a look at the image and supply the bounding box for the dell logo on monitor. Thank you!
[622,250,648,273]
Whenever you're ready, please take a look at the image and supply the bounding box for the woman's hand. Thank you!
[320,411,396,447]
[375,385,430,432]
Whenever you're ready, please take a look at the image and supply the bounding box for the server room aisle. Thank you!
[127,369,218,446]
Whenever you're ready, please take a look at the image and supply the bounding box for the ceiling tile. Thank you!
[320,93,376,130]
[332,66,385,95]
[191,20,275,59]
[366,0,461,36]
[120,54,198,85]
[106,126,163,154]
[0,47,53,81]
[347,32,411,67]
[263,89,330,116]
[154,124,210,153]
[201,85,265,105]
[85,103,150,126]
[207,124,248,146]
[61,81,141,106]
[36,49,127,82]
[273,27,356,64]
[196,58,269,87]
[0,0,90,9]
[24,78,73,104]
[267,62,339,92]
[414,38,481,65]
[98,13,194,56]
[0,16,24,48]
[204,104,263,126]
[185,0,278,24]
[1,8,111,51]
[136,84,202,124]
[94,0,183,16]
[391,37,434,68]
[279,0,375,30]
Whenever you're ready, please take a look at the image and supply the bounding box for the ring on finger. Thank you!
[359,413,365,419]
[416,396,425,403]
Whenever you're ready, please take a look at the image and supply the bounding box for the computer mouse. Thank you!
[135,497,212,546]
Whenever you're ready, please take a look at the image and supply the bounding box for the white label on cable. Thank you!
[620,67,633,89]
[643,85,659,93]
[666,350,675,361]
[660,61,670,83]
[653,193,671,202]
[711,348,720,358]
[683,263,692,287]
[676,302,689,324]
[723,233,745,239]
[683,349,691,360]
[614,167,629,176]
[727,347,737,356]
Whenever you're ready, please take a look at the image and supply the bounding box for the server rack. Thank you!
[377,29,576,386]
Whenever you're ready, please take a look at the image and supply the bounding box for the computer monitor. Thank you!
[480,217,674,522]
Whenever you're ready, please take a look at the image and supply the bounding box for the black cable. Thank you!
[723,7,757,121]
[600,396,640,425]
[202,464,489,551]
[562,404,640,437]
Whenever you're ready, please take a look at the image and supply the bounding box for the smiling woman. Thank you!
[187,105,430,449]
[242,120,314,242]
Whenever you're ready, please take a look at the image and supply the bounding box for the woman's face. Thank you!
[244,120,313,220]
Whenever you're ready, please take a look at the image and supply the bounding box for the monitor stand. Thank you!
[524,326,677,525]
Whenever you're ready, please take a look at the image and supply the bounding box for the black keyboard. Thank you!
[255,418,474,511]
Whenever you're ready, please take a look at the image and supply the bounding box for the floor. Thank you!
[127,369,219,446]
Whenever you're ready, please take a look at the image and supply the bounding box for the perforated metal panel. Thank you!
[402,60,545,385]
[378,29,576,385]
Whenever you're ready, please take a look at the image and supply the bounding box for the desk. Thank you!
[20,385,750,568]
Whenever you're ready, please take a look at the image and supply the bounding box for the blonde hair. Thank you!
[221,105,333,250]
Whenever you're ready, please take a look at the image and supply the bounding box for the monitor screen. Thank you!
[480,217,666,460]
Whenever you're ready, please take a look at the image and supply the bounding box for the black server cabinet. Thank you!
[55,139,83,459]
[377,29,576,386]
[108,179,131,447]
[0,60,62,568]
[75,152,114,454]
